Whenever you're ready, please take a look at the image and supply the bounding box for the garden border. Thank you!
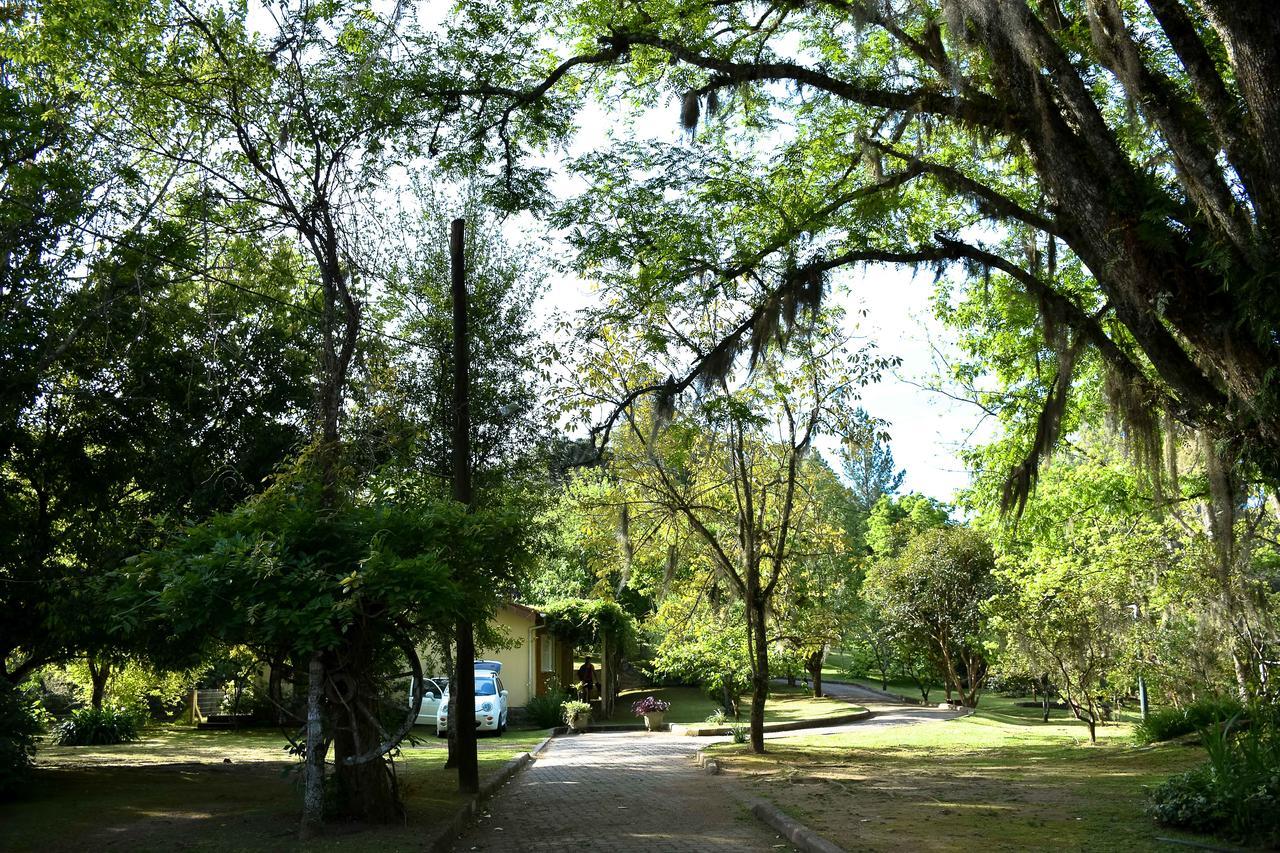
[670,708,870,737]
[693,750,847,853]
[426,729,560,853]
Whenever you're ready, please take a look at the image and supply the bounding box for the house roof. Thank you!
[503,601,542,620]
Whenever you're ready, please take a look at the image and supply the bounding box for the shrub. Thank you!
[52,706,144,746]
[0,681,44,798]
[630,696,671,716]
[561,700,591,727]
[729,722,749,744]
[705,707,728,725]
[1149,707,1280,847]
[525,686,570,728]
[1133,696,1243,744]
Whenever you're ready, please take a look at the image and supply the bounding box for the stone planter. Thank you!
[642,711,665,731]
[568,713,590,733]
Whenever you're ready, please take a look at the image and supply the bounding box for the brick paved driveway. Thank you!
[452,731,791,852]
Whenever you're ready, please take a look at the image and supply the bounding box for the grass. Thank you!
[705,694,1233,852]
[0,723,552,853]
[609,685,863,726]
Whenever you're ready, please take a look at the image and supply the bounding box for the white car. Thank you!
[408,676,449,728]
[436,660,509,737]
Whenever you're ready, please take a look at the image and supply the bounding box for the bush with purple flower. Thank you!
[631,695,672,716]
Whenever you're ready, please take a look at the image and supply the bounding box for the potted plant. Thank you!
[631,695,671,731]
[562,699,591,733]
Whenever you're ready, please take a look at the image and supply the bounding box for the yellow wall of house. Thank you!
[478,606,539,708]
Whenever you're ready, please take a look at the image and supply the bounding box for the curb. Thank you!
[692,751,845,852]
[820,681,919,705]
[670,708,871,737]
[747,798,846,853]
[529,731,559,756]
[427,732,561,852]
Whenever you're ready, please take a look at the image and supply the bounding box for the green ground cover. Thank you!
[707,697,1231,851]
[609,685,863,726]
[0,724,552,853]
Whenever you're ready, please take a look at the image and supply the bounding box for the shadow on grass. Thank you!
[718,734,1231,851]
[2,726,552,853]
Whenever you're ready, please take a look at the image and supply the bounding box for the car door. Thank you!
[495,676,508,722]
[414,677,444,726]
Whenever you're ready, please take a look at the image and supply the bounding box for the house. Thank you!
[471,602,576,708]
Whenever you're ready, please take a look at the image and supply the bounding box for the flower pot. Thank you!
[642,711,665,731]
[568,713,590,733]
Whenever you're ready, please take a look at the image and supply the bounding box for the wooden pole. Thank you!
[450,217,480,794]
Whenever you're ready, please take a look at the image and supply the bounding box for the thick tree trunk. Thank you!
[330,638,399,823]
[87,657,110,710]
[805,648,824,698]
[299,653,326,840]
[721,681,739,719]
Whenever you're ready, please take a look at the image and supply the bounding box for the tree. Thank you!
[864,527,997,706]
[843,600,942,701]
[359,185,554,777]
[841,416,906,513]
[974,428,1280,713]
[0,0,315,699]
[119,460,535,814]
[866,493,952,558]
[432,0,1280,511]
[574,303,874,751]
[769,459,861,698]
[104,0,521,827]
[649,587,753,719]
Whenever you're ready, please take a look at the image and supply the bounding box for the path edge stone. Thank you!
[694,749,846,852]
[426,730,562,853]
[671,708,871,737]
[746,797,847,853]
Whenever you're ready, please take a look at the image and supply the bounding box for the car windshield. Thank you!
[474,678,497,696]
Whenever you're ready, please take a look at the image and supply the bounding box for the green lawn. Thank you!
[610,684,863,726]
[706,696,1231,851]
[0,724,552,853]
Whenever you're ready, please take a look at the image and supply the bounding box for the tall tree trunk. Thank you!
[268,660,285,726]
[746,580,769,754]
[600,633,609,717]
[450,217,479,794]
[440,630,458,769]
[453,621,478,792]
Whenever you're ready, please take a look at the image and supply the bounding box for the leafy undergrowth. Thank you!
[609,685,860,726]
[0,725,552,853]
[707,702,1238,852]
